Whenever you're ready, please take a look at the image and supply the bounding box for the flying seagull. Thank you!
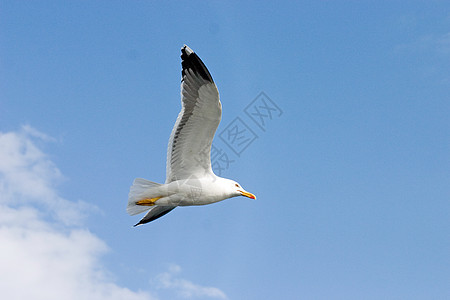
[127,45,256,226]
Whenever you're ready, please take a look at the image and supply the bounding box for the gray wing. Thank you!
[165,45,221,182]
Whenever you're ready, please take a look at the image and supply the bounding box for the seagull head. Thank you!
[229,180,256,200]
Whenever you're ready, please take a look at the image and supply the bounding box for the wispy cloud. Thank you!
[435,32,450,55]
[0,126,156,300]
[394,31,450,56]
[393,29,450,85]
[154,264,227,299]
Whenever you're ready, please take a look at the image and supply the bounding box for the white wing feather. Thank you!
[165,46,221,182]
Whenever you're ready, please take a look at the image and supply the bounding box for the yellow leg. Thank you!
[136,197,162,206]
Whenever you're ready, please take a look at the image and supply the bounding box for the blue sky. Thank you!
[1,1,449,299]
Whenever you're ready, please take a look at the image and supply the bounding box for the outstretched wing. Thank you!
[166,45,221,182]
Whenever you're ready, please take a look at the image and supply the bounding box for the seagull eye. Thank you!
[235,184,239,187]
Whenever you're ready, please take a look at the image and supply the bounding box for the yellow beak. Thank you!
[239,190,256,200]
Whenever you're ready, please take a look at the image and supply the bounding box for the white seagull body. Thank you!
[127,45,255,226]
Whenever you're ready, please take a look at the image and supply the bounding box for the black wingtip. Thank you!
[181,45,214,83]
[132,206,176,227]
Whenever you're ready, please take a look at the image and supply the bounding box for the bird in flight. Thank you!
[127,45,256,226]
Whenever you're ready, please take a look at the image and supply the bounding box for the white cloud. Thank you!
[0,126,156,300]
[154,264,227,299]
[0,125,88,225]
[0,126,228,300]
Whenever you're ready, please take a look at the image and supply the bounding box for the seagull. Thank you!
[127,45,256,226]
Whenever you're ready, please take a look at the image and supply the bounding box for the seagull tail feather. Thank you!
[127,178,163,216]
